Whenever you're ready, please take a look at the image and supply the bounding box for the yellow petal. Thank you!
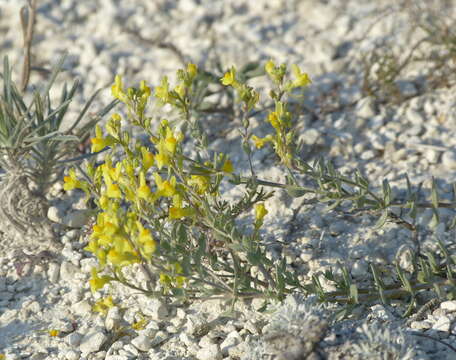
[255,203,268,222]
[141,147,155,171]
[155,152,169,169]
[187,63,198,79]
[265,60,275,75]
[221,67,236,86]
[222,159,234,173]
[49,330,60,337]
[106,183,122,198]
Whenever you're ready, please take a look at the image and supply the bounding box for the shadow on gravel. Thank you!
[0,273,51,350]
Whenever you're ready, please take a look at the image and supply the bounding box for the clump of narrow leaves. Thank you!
[0,54,115,235]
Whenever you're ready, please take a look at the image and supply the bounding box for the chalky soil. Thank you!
[1,0,456,359]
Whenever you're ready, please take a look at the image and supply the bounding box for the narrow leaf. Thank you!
[374,210,389,229]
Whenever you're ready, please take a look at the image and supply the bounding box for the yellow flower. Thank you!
[106,113,122,138]
[222,159,234,173]
[103,221,118,236]
[154,173,177,197]
[174,83,186,98]
[169,206,193,220]
[137,172,152,200]
[123,158,135,178]
[159,263,187,289]
[291,64,311,88]
[112,234,136,253]
[124,187,136,202]
[84,239,99,254]
[95,249,107,266]
[91,124,115,153]
[175,276,186,288]
[106,183,121,199]
[132,317,148,331]
[107,248,139,267]
[160,273,171,286]
[268,112,280,130]
[89,268,112,292]
[136,222,156,257]
[265,60,275,75]
[139,80,151,98]
[188,175,210,194]
[142,239,156,258]
[155,76,170,103]
[92,295,115,316]
[187,63,198,79]
[251,135,273,149]
[155,151,170,169]
[141,147,154,171]
[174,263,186,288]
[107,162,122,182]
[111,75,128,103]
[221,67,237,86]
[254,203,268,222]
[98,195,110,210]
[169,194,195,219]
[101,167,122,199]
[63,168,81,191]
[164,127,178,154]
[49,329,60,337]
[136,222,149,241]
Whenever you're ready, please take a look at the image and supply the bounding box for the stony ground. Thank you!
[0,0,456,359]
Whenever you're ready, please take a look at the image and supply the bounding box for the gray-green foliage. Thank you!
[264,294,326,336]
[0,53,116,234]
[351,322,419,360]
[242,296,422,360]
[241,295,328,360]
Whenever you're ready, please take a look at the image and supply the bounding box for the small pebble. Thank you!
[79,331,108,354]
[72,300,92,316]
[432,316,451,333]
[65,350,81,360]
[441,301,456,312]
[442,150,456,169]
[63,209,90,228]
[351,259,368,278]
[105,306,123,331]
[47,205,66,223]
[355,97,375,118]
[424,149,440,164]
[220,331,241,356]
[196,344,222,360]
[131,334,153,352]
[105,356,130,360]
[406,108,424,125]
[410,321,432,330]
[60,261,80,282]
[47,262,60,283]
[66,332,83,348]
[141,298,168,320]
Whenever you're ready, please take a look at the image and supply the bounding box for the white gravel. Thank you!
[1,0,456,359]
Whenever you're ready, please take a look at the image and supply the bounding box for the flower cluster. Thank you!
[155,63,198,116]
[248,60,312,167]
[60,60,340,311]
[64,64,245,299]
[221,66,260,111]
[63,60,440,313]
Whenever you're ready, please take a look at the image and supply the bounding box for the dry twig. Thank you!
[20,0,37,92]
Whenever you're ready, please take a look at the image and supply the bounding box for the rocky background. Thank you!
[0,0,456,359]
